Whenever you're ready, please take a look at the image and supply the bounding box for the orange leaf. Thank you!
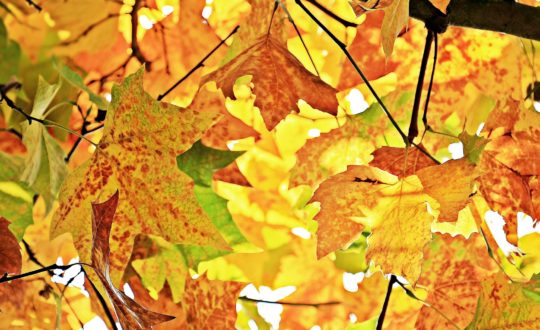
[0,217,21,276]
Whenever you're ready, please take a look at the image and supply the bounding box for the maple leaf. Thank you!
[0,217,21,276]
[90,191,175,329]
[369,146,436,177]
[51,69,228,283]
[203,35,338,130]
[466,272,540,329]
[416,158,477,222]
[312,165,437,283]
[415,233,498,329]
[180,274,244,329]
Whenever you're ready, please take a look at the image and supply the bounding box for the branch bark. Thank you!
[410,0,540,41]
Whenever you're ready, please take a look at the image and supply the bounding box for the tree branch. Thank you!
[130,0,150,67]
[239,296,340,307]
[410,0,540,41]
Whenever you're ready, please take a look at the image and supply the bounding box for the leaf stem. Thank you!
[422,32,437,133]
[157,25,240,101]
[239,296,340,307]
[376,274,397,330]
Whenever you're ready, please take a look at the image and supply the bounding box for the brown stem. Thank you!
[376,275,397,330]
[304,0,356,28]
[130,0,150,68]
[408,29,433,143]
[239,296,340,307]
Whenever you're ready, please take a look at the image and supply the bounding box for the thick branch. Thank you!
[410,0,540,41]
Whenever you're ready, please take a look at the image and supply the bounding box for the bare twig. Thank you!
[26,0,42,11]
[130,0,150,67]
[376,275,397,330]
[60,13,121,46]
[304,0,356,28]
[239,296,340,307]
[157,25,240,101]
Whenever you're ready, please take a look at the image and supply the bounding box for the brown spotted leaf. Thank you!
[416,159,478,222]
[312,165,436,283]
[181,274,244,329]
[203,35,338,130]
[52,69,228,283]
[91,191,175,329]
[0,217,21,276]
[466,272,540,329]
[416,233,498,329]
[478,132,540,244]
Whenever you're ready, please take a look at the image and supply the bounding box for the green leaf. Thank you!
[176,141,256,267]
[459,131,489,164]
[53,60,108,109]
[0,19,21,84]
[0,152,34,240]
[177,140,243,187]
[20,77,67,211]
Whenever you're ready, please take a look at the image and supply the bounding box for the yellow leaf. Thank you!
[51,69,228,283]
[381,0,409,57]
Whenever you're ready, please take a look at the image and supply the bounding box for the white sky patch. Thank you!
[342,272,365,292]
[346,89,369,115]
[448,142,464,159]
[291,227,311,239]
[139,15,153,30]
[311,326,322,330]
[51,257,89,297]
[517,212,540,238]
[484,210,520,256]
[534,101,540,113]
[123,283,135,299]
[104,93,112,102]
[202,6,213,20]
[161,5,174,16]
[349,313,358,323]
[227,140,239,150]
[321,49,329,57]
[307,128,321,138]
[239,284,296,329]
[476,122,485,136]
[83,316,109,330]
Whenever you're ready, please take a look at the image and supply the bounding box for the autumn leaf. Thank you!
[203,35,338,130]
[0,217,21,276]
[381,0,410,57]
[20,76,67,211]
[51,69,228,283]
[415,233,498,329]
[180,274,244,329]
[90,191,175,329]
[369,146,436,177]
[466,272,540,329]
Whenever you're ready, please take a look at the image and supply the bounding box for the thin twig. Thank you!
[239,296,340,307]
[26,0,42,11]
[408,29,433,143]
[60,14,121,46]
[304,0,357,28]
[277,0,320,76]
[295,0,408,144]
[157,25,240,101]
[376,275,397,330]
[130,0,150,67]
[0,263,83,283]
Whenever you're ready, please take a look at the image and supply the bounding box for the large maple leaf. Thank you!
[311,165,437,283]
[51,69,228,283]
